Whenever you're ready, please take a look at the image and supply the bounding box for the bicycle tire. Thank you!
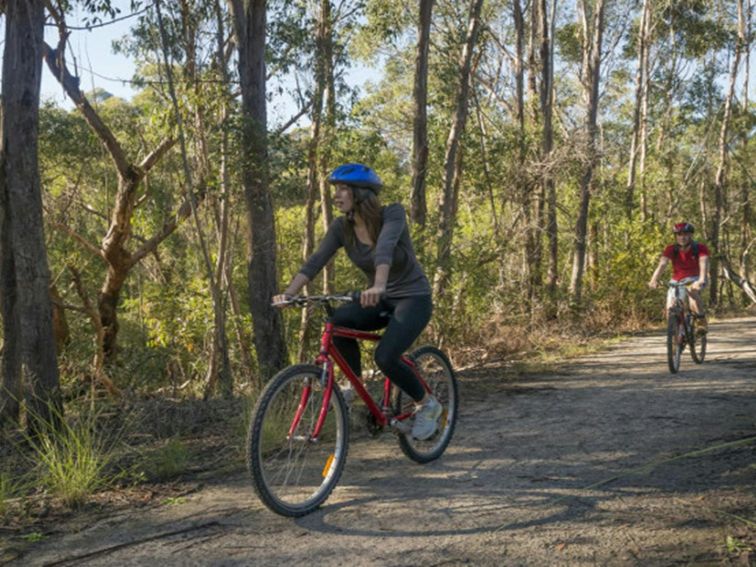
[247,364,349,517]
[396,346,458,464]
[666,310,682,374]
[690,319,707,364]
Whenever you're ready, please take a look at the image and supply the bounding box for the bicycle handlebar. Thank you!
[272,292,360,307]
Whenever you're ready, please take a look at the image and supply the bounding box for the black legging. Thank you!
[330,295,432,402]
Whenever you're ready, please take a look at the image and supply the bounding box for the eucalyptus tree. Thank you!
[433,0,485,301]
[151,0,234,396]
[568,0,606,306]
[735,0,752,288]
[625,0,652,218]
[0,0,63,429]
[709,0,747,307]
[227,0,289,378]
[297,0,334,359]
[410,0,436,226]
[511,0,535,307]
[42,7,191,368]
[538,0,558,304]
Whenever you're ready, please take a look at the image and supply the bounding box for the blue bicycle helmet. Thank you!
[327,163,383,193]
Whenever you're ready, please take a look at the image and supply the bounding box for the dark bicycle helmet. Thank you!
[673,222,695,234]
[327,163,383,193]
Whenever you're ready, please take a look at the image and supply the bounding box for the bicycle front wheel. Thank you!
[690,319,707,364]
[247,364,349,517]
[396,346,458,464]
[666,310,682,374]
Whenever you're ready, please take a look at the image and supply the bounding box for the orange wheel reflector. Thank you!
[322,453,335,477]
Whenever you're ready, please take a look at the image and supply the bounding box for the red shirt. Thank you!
[662,242,709,280]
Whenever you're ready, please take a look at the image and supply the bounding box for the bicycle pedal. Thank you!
[390,418,412,435]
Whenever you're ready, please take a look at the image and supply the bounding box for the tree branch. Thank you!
[129,181,208,267]
[138,138,176,174]
[48,221,106,261]
[274,102,312,136]
[42,40,132,179]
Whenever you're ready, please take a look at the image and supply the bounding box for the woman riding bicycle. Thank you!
[272,163,440,440]
[648,222,710,334]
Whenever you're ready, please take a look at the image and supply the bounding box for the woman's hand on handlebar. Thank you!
[273,274,309,307]
[272,293,292,308]
[360,285,384,307]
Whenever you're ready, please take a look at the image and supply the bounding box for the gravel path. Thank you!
[10,317,756,566]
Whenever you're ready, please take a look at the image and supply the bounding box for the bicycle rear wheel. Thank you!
[396,346,458,464]
[690,318,707,364]
[247,364,349,517]
[666,310,682,374]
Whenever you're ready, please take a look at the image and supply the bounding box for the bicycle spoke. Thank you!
[248,365,349,516]
[396,346,458,463]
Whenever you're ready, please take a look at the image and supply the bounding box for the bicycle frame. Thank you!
[300,321,431,441]
[668,282,693,344]
[669,282,688,310]
[669,283,691,319]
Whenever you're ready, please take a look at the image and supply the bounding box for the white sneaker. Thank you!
[411,396,442,440]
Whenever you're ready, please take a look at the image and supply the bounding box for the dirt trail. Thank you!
[8,317,756,566]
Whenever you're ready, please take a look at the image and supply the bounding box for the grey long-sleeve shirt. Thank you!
[299,203,431,298]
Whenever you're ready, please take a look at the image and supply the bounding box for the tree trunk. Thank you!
[738,0,751,279]
[213,113,233,394]
[228,0,288,380]
[98,260,130,360]
[569,0,605,307]
[200,0,233,397]
[160,0,233,398]
[318,0,336,294]
[433,0,485,301]
[69,267,119,398]
[512,0,536,306]
[472,89,501,238]
[0,0,62,430]
[542,0,558,307]
[410,0,435,227]
[298,0,329,362]
[625,0,650,217]
[636,0,651,222]
[709,0,745,308]
[513,0,537,312]
[223,254,257,384]
[519,0,546,315]
[50,284,70,352]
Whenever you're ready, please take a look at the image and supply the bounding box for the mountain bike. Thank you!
[666,282,707,373]
[247,294,458,517]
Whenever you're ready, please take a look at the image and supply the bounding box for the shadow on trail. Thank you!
[296,488,603,538]
[297,432,753,539]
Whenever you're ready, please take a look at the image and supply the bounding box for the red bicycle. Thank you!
[247,294,458,517]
